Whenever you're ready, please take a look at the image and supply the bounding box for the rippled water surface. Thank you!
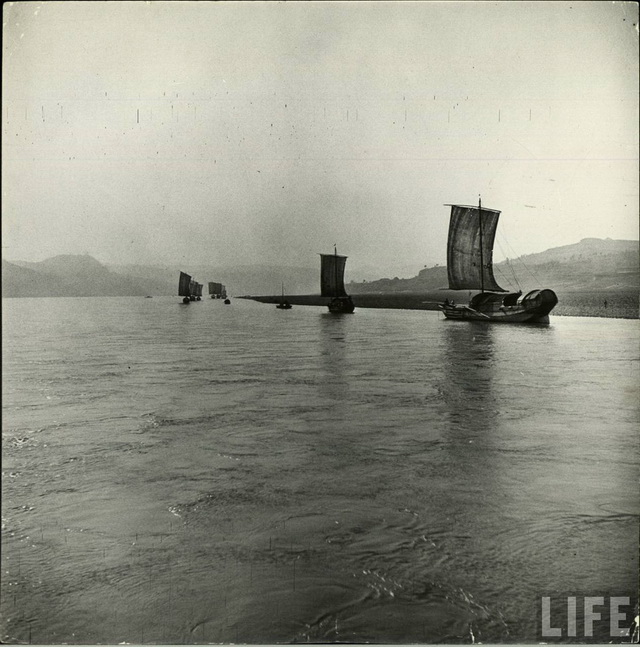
[2,297,638,643]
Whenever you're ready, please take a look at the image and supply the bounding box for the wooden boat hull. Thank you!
[440,289,557,323]
[328,297,355,314]
[441,306,550,323]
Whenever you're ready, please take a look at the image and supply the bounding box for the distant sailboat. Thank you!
[194,282,203,301]
[179,271,192,304]
[276,283,292,310]
[320,246,355,313]
[439,199,558,323]
[209,281,223,299]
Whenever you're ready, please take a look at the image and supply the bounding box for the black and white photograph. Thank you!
[2,1,638,643]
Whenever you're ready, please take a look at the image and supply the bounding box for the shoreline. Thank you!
[241,289,639,320]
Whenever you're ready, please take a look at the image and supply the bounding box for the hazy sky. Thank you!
[3,1,638,277]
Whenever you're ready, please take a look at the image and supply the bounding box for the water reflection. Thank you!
[317,313,350,404]
[440,322,499,437]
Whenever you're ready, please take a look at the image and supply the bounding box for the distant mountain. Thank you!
[2,255,319,298]
[4,255,166,297]
[107,262,319,296]
[348,238,639,294]
[3,238,638,298]
[2,259,64,297]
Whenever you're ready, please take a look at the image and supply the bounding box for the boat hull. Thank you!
[440,289,557,323]
[441,307,550,323]
[328,297,355,314]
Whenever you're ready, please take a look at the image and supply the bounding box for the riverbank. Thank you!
[552,290,638,319]
[241,289,639,319]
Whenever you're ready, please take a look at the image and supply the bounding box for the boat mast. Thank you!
[334,244,338,297]
[478,195,484,293]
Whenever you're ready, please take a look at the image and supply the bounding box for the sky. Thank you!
[2,1,638,278]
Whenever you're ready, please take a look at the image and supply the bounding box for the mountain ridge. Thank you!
[348,238,638,294]
[2,238,638,298]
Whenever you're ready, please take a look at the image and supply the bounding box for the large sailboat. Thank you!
[179,271,192,304]
[320,247,355,314]
[439,199,558,323]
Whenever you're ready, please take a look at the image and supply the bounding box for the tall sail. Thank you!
[194,282,203,297]
[208,282,215,295]
[320,253,348,297]
[178,272,192,297]
[446,204,505,292]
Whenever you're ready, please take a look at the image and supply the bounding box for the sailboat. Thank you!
[194,282,203,301]
[276,283,292,309]
[439,199,558,323]
[178,271,192,304]
[209,281,224,299]
[320,247,355,313]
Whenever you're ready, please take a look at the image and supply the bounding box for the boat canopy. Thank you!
[178,271,192,297]
[320,253,348,298]
[446,204,505,292]
[521,289,558,310]
[470,291,520,309]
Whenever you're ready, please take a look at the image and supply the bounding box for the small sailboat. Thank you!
[179,271,192,304]
[439,199,558,323]
[209,281,223,299]
[276,283,292,310]
[194,282,203,301]
[320,246,355,313]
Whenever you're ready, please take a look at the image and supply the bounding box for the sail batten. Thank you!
[320,253,348,297]
[446,204,505,292]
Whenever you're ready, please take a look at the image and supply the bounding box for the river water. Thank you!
[2,297,638,644]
